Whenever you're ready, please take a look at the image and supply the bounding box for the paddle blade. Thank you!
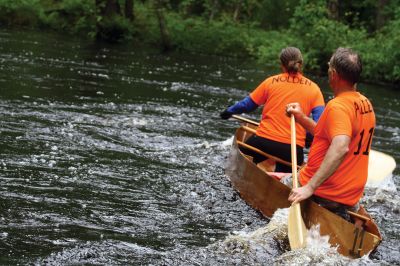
[367,149,396,187]
[288,203,307,250]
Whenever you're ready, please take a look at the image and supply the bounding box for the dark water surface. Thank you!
[0,29,399,265]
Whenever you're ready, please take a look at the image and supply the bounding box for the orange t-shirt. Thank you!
[250,72,324,147]
[299,91,376,206]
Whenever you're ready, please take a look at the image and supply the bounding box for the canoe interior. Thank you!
[225,123,382,258]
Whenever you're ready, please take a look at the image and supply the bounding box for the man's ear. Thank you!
[331,68,338,80]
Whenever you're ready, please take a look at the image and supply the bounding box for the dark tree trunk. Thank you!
[154,0,171,51]
[376,0,388,29]
[233,0,242,22]
[95,0,123,41]
[96,0,121,17]
[125,0,134,21]
[209,0,218,21]
[327,0,339,20]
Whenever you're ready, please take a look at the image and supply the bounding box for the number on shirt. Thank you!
[354,127,374,155]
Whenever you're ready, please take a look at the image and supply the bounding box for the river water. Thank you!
[0,29,399,265]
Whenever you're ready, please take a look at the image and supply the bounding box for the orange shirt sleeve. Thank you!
[324,105,352,141]
[250,79,269,106]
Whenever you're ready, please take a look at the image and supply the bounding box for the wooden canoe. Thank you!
[225,122,382,258]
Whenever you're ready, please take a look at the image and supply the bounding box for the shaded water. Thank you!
[0,29,399,265]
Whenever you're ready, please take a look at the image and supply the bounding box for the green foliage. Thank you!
[131,2,163,44]
[355,7,400,84]
[252,0,298,30]
[250,30,297,69]
[97,15,134,42]
[167,14,250,56]
[0,0,399,85]
[338,0,376,31]
[177,0,205,17]
[289,0,328,32]
[41,0,97,36]
[289,0,367,73]
[0,0,42,26]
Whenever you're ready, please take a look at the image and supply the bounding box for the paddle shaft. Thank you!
[290,115,298,188]
[232,114,259,126]
[288,114,307,249]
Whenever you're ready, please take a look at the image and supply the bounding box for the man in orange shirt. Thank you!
[220,47,324,172]
[287,47,375,220]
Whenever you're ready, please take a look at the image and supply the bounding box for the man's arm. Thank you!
[288,135,350,204]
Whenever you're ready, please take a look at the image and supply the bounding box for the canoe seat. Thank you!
[347,211,370,223]
[348,206,382,239]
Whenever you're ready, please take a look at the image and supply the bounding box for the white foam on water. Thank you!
[366,187,400,210]
[221,136,234,147]
[220,208,383,265]
[184,137,232,151]
[221,208,289,260]
[273,220,350,265]
[219,208,290,261]
[275,213,379,265]
[132,118,147,126]
[376,174,397,191]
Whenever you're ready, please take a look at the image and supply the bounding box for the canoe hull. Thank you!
[225,124,382,258]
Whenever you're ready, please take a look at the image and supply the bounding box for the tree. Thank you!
[207,0,219,21]
[125,0,134,21]
[328,0,339,20]
[232,0,242,22]
[96,0,121,17]
[95,0,131,42]
[154,0,172,51]
[376,0,389,29]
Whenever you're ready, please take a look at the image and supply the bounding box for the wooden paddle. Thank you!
[230,114,397,187]
[288,114,307,249]
[232,114,259,126]
[367,149,397,187]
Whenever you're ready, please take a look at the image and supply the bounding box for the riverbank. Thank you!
[0,0,399,88]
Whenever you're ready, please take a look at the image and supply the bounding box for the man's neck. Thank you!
[333,81,356,96]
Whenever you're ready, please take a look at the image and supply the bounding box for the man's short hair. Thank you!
[330,47,362,85]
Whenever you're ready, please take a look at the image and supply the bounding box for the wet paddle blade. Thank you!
[288,203,307,249]
[367,149,396,187]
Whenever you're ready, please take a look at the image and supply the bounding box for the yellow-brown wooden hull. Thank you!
[225,124,382,258]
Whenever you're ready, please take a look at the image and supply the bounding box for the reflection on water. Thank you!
[0,29,399,265]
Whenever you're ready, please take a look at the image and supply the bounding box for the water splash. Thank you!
[215,208,383,265]
[367,174,397,191]
[222,209,289,259]
[221,136,234,147]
